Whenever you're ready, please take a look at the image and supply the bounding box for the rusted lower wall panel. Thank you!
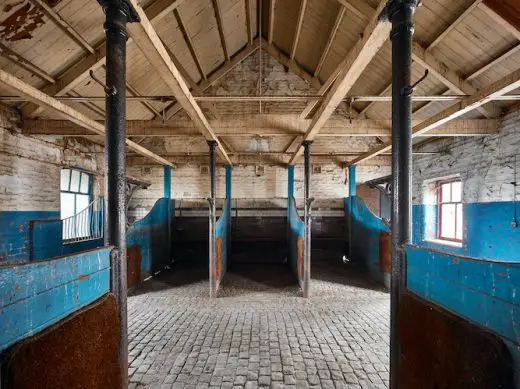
[398,293,515,389]
[2,293,121,389]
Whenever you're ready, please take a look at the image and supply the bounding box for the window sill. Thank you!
[425,238,463,248]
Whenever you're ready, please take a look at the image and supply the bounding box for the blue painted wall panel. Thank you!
[288,197,304,285]
[0,211,60,263]
[345,196,390,283]
[127,198,173,277]
[406,245,520,347]
[0,247,112,352]
[413,202,520,260]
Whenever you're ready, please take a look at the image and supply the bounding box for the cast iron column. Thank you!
[303,141,313,298]
[387,1,419,388]
[208,140,217,298]
[97,1,139,387]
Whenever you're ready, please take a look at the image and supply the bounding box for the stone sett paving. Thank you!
[127,254,390,389]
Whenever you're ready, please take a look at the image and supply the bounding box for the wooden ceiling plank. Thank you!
[212,0,230,62]
[174,9,207,81]
[289,0,392,164]
[412,41,502,118]
[162,39,260,120]
[0,42,55,84]
[290,0,308,60]
[0,68,172,165]
[427,0,483,50]
[315,6,345,77]
[28,0,95,54]
[467,43,520,81]
[21,0,189,119]
[350,68,520,165]
[127,0,231,164]
[480,1,520,40]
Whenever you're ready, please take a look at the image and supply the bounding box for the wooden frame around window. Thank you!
[437,179,463,243]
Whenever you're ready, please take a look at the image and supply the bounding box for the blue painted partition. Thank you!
[215,198,231,286]
[406,245,520,382]
[127,197,173,278]
[345,196,390,283]
[288,197,305,286]
[0,247,112,352]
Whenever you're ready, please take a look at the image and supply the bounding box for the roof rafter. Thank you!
[21,0,189,119]
[245,0,253,45]
[174,8,207,80]
[0,42,55,84]
[211,0,230,62]
[350,69,520,165]
[127,0,231,164]
[0,68,171,165]
[412,42,502,118]
[289,0,392,164]
[290,0,308,60]
[268,0,276,45]
[315,5,345,77]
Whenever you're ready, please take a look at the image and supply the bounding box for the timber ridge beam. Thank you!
[23,118,498,138]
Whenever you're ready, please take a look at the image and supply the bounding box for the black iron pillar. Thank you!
[97,1,139,387]
[207,140,217,298]
[387,1,419,388]
[303,141,313,298]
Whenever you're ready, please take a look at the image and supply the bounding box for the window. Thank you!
[61,169,92,240]
[437,180,463,242]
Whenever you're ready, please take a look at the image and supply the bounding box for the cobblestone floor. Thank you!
[128,249,390,389]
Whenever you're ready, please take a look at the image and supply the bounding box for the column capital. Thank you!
[383,0,421,21]
[97,0,140,23]
[207,140,218,149]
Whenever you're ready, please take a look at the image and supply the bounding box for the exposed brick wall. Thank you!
[357,185,381,216]
[0,105,104,212]
[413,107,520,204]
[128,163,389,218]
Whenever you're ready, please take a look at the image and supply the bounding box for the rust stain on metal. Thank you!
[78,274,89,281]
[0,1,45,41]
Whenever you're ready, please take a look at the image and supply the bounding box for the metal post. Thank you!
[97,1,138,387]
[207,140,217,298]
[348,165,356,261]
[287,165,295,264]
[387,1,419,388]
[225,164,232,199]
[303,141,313,298]
[164,165,172,199]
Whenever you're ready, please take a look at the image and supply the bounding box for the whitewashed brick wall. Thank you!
[413,107,520,204]
[0,105,104,212]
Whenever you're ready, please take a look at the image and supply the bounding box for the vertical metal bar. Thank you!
[303,141,313,298]
[348,165,356,261]
[207,140,217,298]
[387,1,419,388]
[164,165,172,199]
[225,164,232,199]
[287,165,295,265]
[97,1,139,387]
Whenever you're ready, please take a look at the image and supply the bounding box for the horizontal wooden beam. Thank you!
[128,0,231,164]
[350,68,520,165]
[128,154,393,167]
[0,68,172,166]
[24,117,497,137]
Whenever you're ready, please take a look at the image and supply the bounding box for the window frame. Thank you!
[60,168,93,218]
[437,179,463,243]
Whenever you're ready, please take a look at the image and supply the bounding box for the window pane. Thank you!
[456,203,463,240]
[60,169,70,191]
[70,169,80,192]
[76,194,90,214]
[441,183,451,203]
[61,193,75,219]
[80,172,90,194]
[441,204,456,239]
[452,181,462,202]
